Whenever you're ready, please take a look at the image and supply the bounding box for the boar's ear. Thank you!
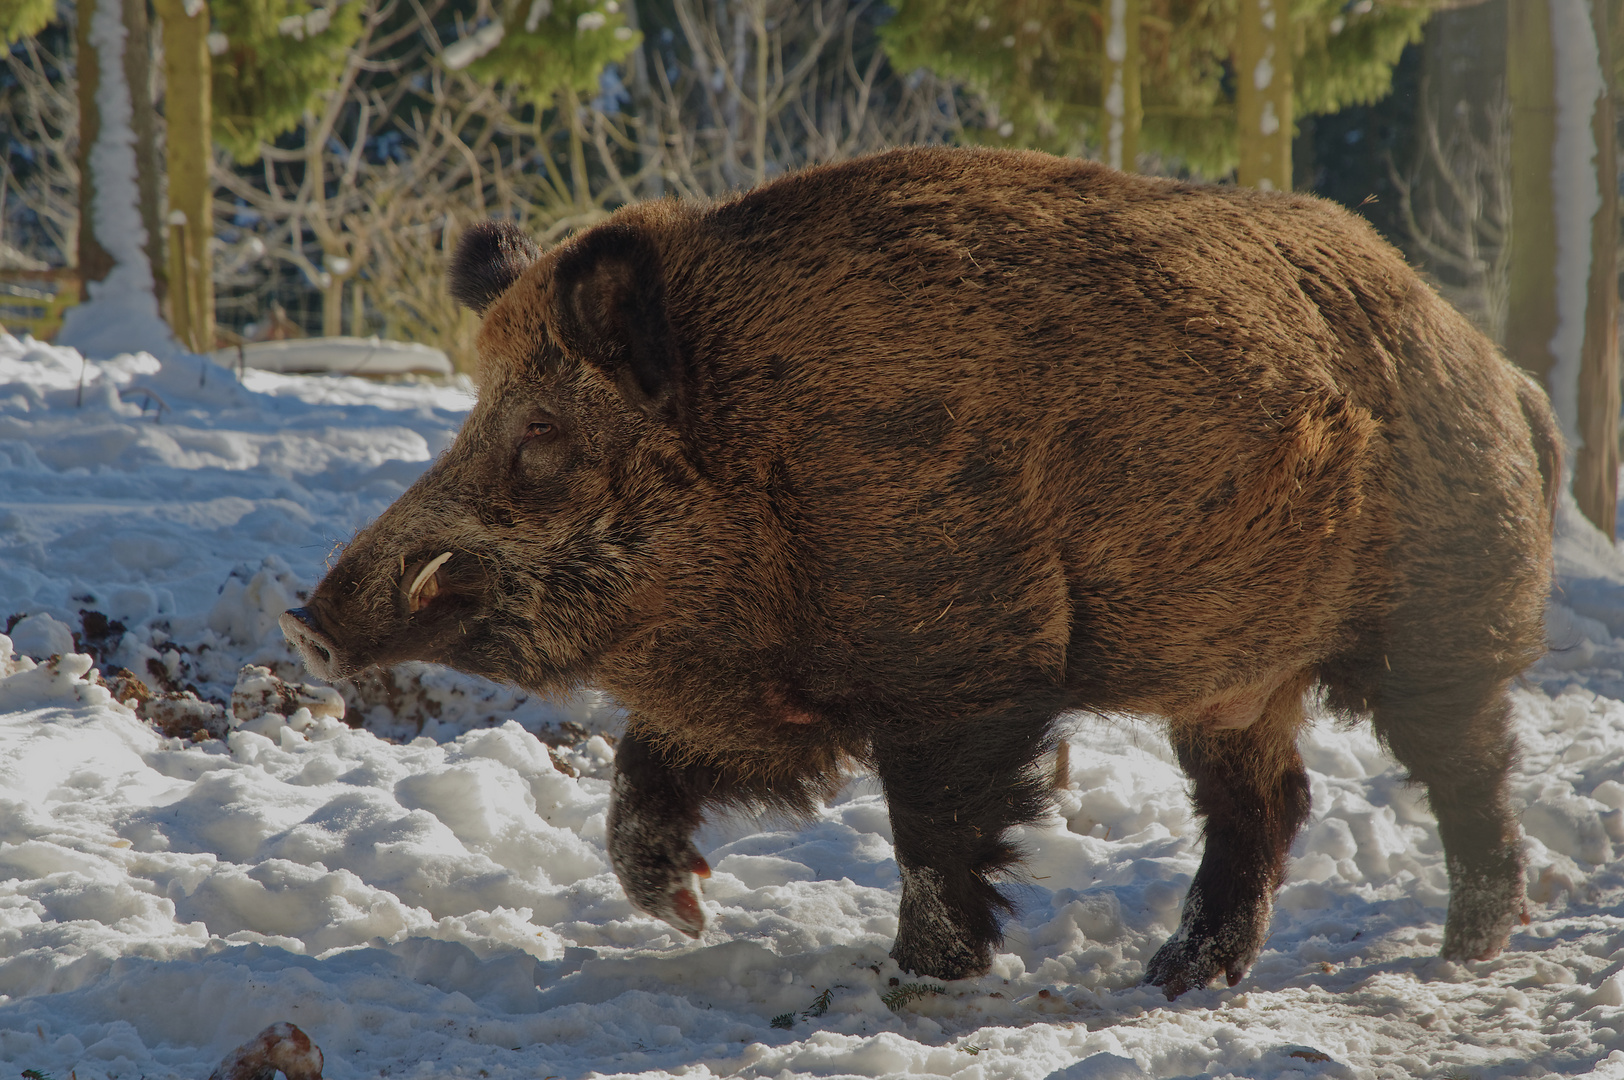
[548,223,681,413]
[449,220,541,316]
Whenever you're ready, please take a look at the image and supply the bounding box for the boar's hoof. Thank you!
[888,936,991,984]
[887,865,993,981]
[1144,887,1273,999]
[624,854,710,938]
[1144,937,1238,1000]
[1143,919,1262,1000]
[1144,936,1247,1001]
[609,830,712,938]
[1439,852,1524,963]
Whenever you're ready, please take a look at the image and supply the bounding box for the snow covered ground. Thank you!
[1,333,1623,1080]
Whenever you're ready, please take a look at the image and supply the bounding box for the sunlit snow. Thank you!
[1,333,1622,1079]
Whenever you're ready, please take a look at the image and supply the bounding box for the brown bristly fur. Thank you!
[284,147,1557,997]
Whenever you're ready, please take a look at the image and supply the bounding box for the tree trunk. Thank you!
[59,0,174,357]
[123,0,165,304]
[1506,0,1618,537]
[1576,0,1618,539]
[1236,0,1293,190]
[74,0,112,290]
[154,0,214,353]
[1103,0,1141,171]
[751,0,767,186]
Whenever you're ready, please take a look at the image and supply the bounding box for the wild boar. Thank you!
[281,146,1558,999]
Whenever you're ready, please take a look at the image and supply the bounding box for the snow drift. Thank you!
[1,332,1622,1079]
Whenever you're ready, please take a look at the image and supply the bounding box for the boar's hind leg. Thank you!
[1368,681,1524,963]
[1145,677,1313,999]
[872,718,1058,982]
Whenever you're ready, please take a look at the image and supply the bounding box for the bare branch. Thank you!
[1389,78,1511,343]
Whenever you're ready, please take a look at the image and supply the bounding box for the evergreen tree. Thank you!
[881,0,1433,178]
[1,0,55,43]
[211,0,365,162]
[456,0,639,214]
[461,0,639,104]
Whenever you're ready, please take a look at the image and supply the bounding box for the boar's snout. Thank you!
[280,607,352,682]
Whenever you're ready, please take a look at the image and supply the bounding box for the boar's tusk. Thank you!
[408,551,453,612]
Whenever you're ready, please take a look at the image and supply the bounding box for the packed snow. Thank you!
[1,332,1623,1080]
[207,340,453,379]
[53,0,178,361]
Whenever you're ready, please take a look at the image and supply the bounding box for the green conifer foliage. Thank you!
[1294,2,1430,118]
[211,0,364,162]
[882,0,1431,176]
[0,0,56,44]
[464,0,639,104]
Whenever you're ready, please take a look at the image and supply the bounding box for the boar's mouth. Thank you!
[281,549,478,682]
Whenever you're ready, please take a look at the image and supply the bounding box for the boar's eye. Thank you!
[522,419,559,443]
[515,414,565,476]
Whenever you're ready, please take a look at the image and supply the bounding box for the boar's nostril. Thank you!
[281,606,325,640]
[280,608,344,679]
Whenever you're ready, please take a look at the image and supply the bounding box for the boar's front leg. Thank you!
[1144,680,1313,999]
[607,729,718,937]
[872,717,1058,981]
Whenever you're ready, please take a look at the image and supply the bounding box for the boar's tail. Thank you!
[1515,369,1562,532]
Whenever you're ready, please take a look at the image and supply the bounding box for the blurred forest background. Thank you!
[1,0,1622,535]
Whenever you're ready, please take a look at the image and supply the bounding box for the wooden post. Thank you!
[167,215,191,345]
[154,0,214,352]
[1236,0,1294,190]
[1506,0,1618,537]
[350,279,365,337]
[1103,0,1141,171]
[322,270,344,338]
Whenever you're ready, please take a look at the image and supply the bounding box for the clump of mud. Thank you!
[59,596,617,772]
[105,665,228,741]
